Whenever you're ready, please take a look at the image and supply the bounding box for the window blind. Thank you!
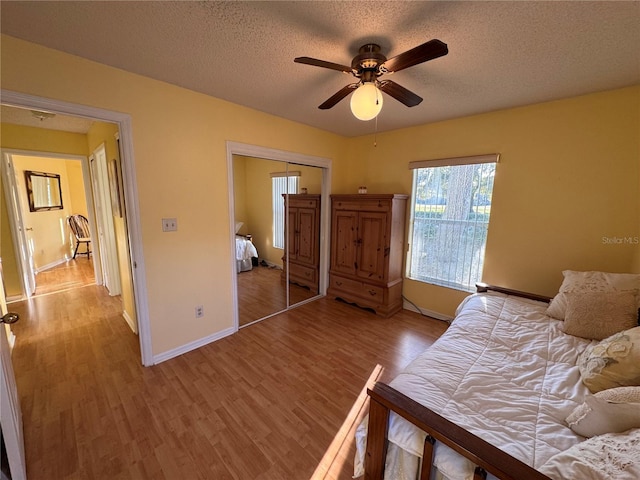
[272,174,299,249]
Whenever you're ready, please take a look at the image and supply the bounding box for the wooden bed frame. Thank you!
[364,283,554,480]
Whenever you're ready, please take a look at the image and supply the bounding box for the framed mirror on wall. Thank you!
[231,152,328,328]
[24,170,63,212]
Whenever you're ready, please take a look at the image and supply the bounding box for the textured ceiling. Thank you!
[0,105,95,134]
[1,1,639,137]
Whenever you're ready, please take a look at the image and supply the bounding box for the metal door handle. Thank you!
[25,228,33,231]
[1,313,19,324]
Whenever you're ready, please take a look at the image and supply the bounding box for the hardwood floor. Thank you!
[237,265,318,326]
[9,286,449,480]
[34,258,95,296]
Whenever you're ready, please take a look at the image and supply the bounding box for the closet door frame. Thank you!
[226,141,332,332]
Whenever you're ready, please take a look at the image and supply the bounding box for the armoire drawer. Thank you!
[289,263,317,284]
[329,275,384,300]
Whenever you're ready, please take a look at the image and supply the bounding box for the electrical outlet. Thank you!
[195,305,204,318]
[162,218,177,232]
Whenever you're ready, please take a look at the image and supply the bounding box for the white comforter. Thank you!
[235,236,258,261]
[354,292,594,480]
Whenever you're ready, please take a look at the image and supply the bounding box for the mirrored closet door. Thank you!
[233,154,324,327]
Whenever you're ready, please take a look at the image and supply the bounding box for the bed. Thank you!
[235,234,258,272]
[354,274,640,480]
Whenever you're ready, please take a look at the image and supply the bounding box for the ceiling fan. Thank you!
[294,39,448,120]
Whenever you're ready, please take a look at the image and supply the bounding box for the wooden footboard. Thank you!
[365,382,551,480]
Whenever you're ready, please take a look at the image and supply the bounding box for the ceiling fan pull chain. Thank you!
[374,115,378,148]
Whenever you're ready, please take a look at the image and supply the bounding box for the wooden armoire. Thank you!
[282,194,321,293]
[328,194,408,317]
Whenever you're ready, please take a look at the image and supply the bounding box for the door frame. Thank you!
[1,89,153,366]
[1,149,104,293]
[226,141,332,331]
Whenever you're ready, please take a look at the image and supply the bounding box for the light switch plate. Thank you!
[162,218,177,232]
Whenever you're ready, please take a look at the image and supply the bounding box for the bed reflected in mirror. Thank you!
[233,155,323,327]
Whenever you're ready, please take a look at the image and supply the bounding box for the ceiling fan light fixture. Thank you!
[350,82,383,121]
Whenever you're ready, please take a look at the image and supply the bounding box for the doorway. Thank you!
[2,150,98,298]
[0,89,152,366]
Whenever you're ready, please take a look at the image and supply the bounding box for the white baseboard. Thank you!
[122,310,137,334]
[35,257,68,274]
[402,300,453,323]
[152,326,235,365]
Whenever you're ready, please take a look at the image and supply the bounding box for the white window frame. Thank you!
[271,172,300,249]
[407,154,499,291]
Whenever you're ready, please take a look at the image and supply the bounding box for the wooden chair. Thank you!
[68,214,92,259]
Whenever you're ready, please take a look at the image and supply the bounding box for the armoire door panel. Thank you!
[356,212,387,281]
[331,210,358,276]
[287,207,298,260]
[296,208,316,264]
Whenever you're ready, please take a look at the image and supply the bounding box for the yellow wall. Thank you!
[65,159,88,216]
[1,122,88,155]
[11,155,75,269]
[1,35,348,356]
[345,86,640,314]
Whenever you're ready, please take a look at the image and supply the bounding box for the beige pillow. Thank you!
[578,326,640,393]
[561,291,638,340]
[566,387,640,437]
[546,270,640,320]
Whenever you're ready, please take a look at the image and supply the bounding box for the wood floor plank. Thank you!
[33,258,95,296]
[9,280,449,479]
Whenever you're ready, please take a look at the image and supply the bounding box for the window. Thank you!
[272,172,299,249]
[407,155,498,291]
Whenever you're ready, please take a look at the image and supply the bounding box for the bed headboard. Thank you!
[475,283,553,303]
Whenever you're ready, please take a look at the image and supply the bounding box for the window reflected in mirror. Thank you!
[24,170,63,212]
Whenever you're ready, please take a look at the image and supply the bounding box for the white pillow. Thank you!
[546,270,640,320]
[539,428,640,480]
[566,387,640,437]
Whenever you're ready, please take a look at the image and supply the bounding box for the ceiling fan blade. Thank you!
[318,84,359,109]
[378,80,423,107]
[381,39,448,73]
[294,56,352,73]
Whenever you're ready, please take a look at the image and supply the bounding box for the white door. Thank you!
[0,268,27,480]
[2,155,36,296]
[89,145,121,296]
